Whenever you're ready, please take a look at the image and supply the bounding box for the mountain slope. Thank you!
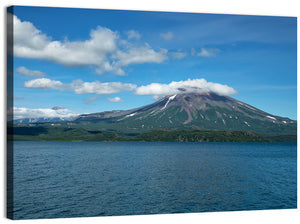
[73,93,296,136]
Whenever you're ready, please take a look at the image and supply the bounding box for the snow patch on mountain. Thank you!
[125,113,137,118]
[237,101,257,111]
[244,121,250,127]
[162,94,177,110]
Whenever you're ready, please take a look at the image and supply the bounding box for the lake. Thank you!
[11,141,297,219]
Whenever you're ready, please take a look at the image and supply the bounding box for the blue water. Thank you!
[12,141,297,219]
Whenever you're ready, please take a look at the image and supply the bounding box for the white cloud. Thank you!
[170,51,187,59]
[13,15,167,75]
[108,97,125,102]
[24,78,64,90]
[136,83,173,95]
[126,30,141,40]
[16,66,46,77]
[95,61,126,76]
[160,32,174,41]
[70,80,136,94]
[152,95,163,101]
[197,48,220,57]
[13,15,49,52]
[135,78,237,96]
[14,15,117,67]
[83,96,98,105]
[115,46,168,67]
[13,107,79,120]
[24,78,137,95]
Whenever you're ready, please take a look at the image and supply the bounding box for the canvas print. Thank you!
[7,6,297,220]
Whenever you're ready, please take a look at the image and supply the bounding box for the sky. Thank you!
[10,6,297,120]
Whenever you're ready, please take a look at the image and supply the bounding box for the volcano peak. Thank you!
[74,92,296,136]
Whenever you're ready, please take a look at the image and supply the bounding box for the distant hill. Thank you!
[13,106,77,123]
[13,117,75,123]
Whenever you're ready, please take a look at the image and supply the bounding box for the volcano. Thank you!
[74,93,296,136]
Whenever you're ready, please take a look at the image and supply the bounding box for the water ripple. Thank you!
[13,141,297,219]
